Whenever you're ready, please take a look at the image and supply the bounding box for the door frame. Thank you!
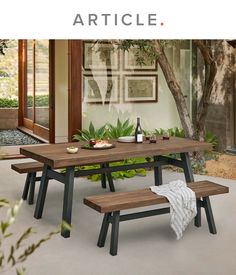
[18,40,55,143]
[68,40,82,142]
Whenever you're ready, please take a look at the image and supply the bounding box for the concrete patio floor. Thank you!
[0,158,236,275]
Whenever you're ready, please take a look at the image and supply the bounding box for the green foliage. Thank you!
[73,122,108,141]
[0,98,18,108]
[61,157,148,181]
[0,199,70,274]
[73,119,134,141]
[154,127,185,137]
[0,40,8,56]
[0,40,18,98]
[204,132,218,149]
[28,95,49,107]
[118,40,158,67]
[107,119,134,138]
[82,158,147,181]
[0,95,49,108]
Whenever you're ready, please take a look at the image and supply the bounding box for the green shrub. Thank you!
[70,157,148,181]
[28,95,49,107]
[0,95,49,108]
[204,131,218,149]
[0,98,18,108]
[154,127,185,137]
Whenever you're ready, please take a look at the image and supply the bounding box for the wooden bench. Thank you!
[11,162,44,205]
[84,181,229,256]
[11,161,116,205]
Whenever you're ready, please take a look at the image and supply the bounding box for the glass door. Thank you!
[19,40,54,142]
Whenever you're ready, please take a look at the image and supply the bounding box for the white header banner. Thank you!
[0,0,235,39]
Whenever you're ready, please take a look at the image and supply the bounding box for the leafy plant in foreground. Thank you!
[0,198,70,274]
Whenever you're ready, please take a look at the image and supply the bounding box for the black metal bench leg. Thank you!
[180,152,202,227]
[101,164,107,189]
[22,173,31,200]
[34,164,50,219]
[195,198,202,227]
[110,211,120,256]
[28,172,36,205]
[203,196,217,234]
[61,167,75,238]
[154,156,162,186]
[97,212,111,247]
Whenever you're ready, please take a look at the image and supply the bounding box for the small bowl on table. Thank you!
[66,146,79,154]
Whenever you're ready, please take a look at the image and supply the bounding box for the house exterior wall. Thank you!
[55,40,68,143]
[82,69,182,131]
[54,40,192,140]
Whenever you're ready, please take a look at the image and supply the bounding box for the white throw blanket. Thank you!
[150,180,197,240]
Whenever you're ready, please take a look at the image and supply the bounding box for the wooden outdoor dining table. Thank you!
[20,137,212,238]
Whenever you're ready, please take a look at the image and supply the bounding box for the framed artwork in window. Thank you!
[83,41,119,71]
[83,74,119,104]
[123,75,158,103]
[124,47,157,71]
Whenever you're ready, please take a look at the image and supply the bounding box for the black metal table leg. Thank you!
[22,173,31,200]
[28,172,36,205]
[154,156,162,186]
[61,166,75,238]
[97,212,111,247]
[104,163,115,192]
[101,164,107,189]
[180,152,201,227]
[195,199,202,228]
[180,152,194,182]
[34,164,50,219]
[110,211,120,256]
[203,196,217,234]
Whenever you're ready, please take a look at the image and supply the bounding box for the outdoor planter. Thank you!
[0,108,18,129]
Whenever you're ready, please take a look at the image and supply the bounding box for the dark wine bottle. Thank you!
[135,117,143,143]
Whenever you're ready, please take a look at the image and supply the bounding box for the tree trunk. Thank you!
[153,41,195,138]
[193,40,217,141]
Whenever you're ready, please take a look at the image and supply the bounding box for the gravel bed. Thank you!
[0,129,42,146]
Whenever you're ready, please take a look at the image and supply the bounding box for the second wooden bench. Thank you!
[84,180,229,256]
[11,161,116,205]
[11,162,44,205]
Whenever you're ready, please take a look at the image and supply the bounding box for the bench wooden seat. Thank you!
[84,181,229,256]
[11,162,44,205]
[11,162,44,174]
[11,161,116,206]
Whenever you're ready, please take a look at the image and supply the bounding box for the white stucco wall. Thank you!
[55,40,68,142]
[82,43,192,132]
[82,69,181,131]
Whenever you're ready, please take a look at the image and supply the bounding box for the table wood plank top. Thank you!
[20,137,212,169]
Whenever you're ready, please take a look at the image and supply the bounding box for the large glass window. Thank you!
[0,40,18,103]
[25,40,49,129]
[35,40,49,128]
[81,40,192,132]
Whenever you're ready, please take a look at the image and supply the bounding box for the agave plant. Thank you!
[107,118,134,139]
[73,122,108,141]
